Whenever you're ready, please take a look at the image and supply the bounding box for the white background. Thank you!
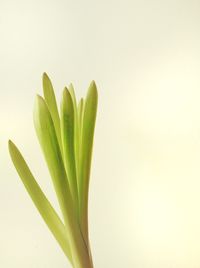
[1,0,200,267]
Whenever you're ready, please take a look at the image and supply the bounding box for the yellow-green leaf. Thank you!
[61,88,78,213]
[77,98,84,135]
[8,140,72,263]
[33,95,90,268]
[77,98,84,194]
[79,81,98,246]
[69,84,80,179]
[33,95,73,222]
[43,73,62,153]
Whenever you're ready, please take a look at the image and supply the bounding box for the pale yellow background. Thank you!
[1,0,200,267]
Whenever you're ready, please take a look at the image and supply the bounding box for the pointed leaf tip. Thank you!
[42,73,61,152]
[62,86,69,96]
[43,72,51,82]
[8,139,15,154]
[8,139,12,147]
[8,139,73,263]
[69,83,74,90]
[35,94,44,101]
[8,140,20,159]
[88,80,98,98]
[91,80,96,86]
[34,95,45,113]
[43,72,48,78]
[62,86,72,101]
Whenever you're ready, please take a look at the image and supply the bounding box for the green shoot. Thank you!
[8,74,98,268]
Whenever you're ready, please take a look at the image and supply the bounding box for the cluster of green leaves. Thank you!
[8,73,98,268]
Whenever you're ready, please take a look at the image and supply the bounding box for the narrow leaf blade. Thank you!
[33,96,90,267]
[69,84,80,178]
[79,81,98,245]
[33,95,73,222]
[77,98,84,134]
[60,88,78,212]
[43,73,62,152]
[8,140,72,263]
[77,98,84,195]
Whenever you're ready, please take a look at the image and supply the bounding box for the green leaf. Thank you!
[60,88,78,213]
[69,84,80,179]
[8,140,73,264]
[79,81,98,246]
[33,94,73,223]
[33,95,90,268]
[77,98,84,194]
[77,98,84,134]
[43,73,62,153]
